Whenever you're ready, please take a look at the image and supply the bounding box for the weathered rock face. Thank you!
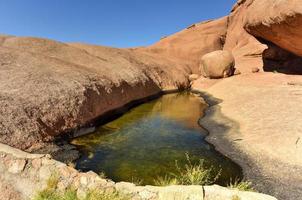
[223,0,267,73]
[141,17,228,73]
[244,0,302,57]
[234,0,302,74]
[261,41,302,74]
[0,143,278,200]
[3,0,302,152]
[200,50,235,79]
[221,0,302,74]
[0,36,190,151]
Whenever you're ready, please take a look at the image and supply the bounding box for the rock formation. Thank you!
[199,50,235,79]
[244,0,302,57]
[242,0,302,74]
[1,0,302,199]
[141,17,228,73]
[0,36,190,152]
[1,0,301,152]
[222,0,266,74]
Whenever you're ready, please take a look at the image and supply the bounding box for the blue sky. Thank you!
[0,0,236,47]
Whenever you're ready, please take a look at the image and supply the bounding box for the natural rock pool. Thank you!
[71,93,242,185]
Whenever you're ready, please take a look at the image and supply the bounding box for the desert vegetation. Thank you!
[153,153,221,186]
[32,153,253,200]
[228,179,254,192]
[153,153,253,192]
[32,173,130,200]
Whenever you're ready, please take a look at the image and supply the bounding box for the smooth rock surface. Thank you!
[200,50,235,79]
[142,17,228,73]
[192,73,302,200]
[0,36,190,152]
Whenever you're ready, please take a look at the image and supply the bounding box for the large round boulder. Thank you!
[199,50,235,79]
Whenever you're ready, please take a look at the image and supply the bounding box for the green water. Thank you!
[71,93,242,185]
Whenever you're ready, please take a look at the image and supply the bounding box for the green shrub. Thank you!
[154,153,221,186]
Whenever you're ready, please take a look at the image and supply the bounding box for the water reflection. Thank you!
[71,93,242,185]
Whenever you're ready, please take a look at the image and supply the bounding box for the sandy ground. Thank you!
[192,72,302,200]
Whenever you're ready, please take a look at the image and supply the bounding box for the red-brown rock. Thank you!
[244,0,302,57]
[0,36,190,151]
[141,17,228,73]
[223,0,267,73]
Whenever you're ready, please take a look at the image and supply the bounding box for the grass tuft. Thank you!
[46,172,60,190]
[84,190,130,200]
[33,188,130,200]
[62,188,78,200]
[228,178,254,192]
[154,153,221,186]
[153,175,179,186]
[32,174,130,200]
[130,177,143,186]
[33,189,61,200]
